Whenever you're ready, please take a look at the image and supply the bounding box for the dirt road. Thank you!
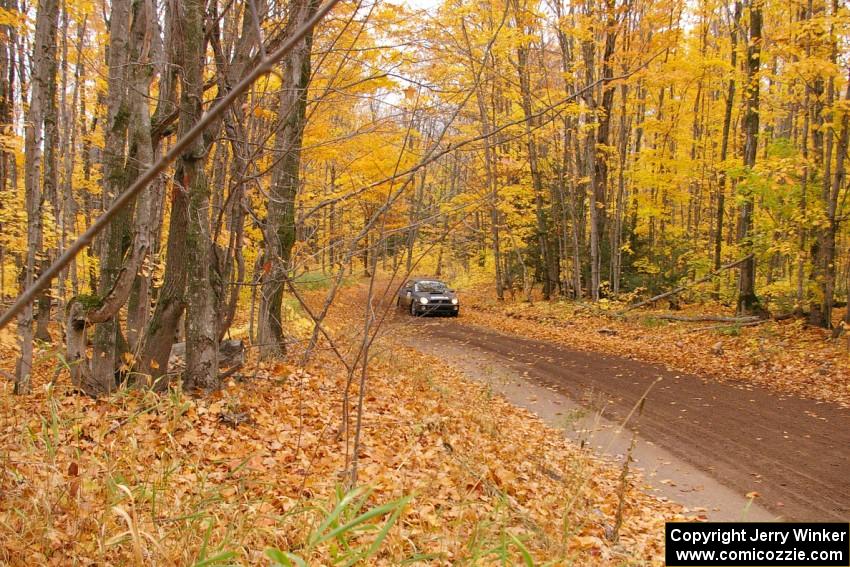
[399,316,850,522]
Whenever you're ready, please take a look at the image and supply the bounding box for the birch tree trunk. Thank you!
[15,0,59,394]
[34,0,60,344]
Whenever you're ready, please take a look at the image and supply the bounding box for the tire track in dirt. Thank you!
[401,316,850,522]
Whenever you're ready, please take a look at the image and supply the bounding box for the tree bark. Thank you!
[259,0,319,358]
[208,0,262,341]
[34,0,60,344]
[795,0,812,314]
[809,8,846,329]
[179,0,219,390]
[553,4,582,299]
[812,67,850,328]
[139,3,185,386]
[460,20,504,301]
[736,0,764,316]
[67,0,156,394]
[514,31,558,299]
[15,0,59,394]
[594,0,616,292]
[714,1,740,299]
[0,0,18,301]
[88,0,132,391]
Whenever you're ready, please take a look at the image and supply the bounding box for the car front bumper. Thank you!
[416,303,459,315]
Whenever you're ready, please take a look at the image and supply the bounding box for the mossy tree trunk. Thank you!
[68,0,155,395]
[181,0,219,390]
[259,0,319,359]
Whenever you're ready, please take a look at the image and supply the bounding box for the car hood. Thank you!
[416,291,456,299]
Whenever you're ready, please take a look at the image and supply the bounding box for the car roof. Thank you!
[410,278,445,283]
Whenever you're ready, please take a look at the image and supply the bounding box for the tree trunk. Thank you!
[259,0,319,358]
[553,6,582,299]
[34,0,61,344]
[593,0,616,292]
[0,0,17,302]
[176,0,218,390]
[715,1,740,300]
[796,0,811,315]
[515,33,558,299]
[460,20,504,301]
[580,0,616,301]
[141,115,187,384]
[66,0,155,394]
[736,0,764,316]
[813,68,850,328]
[208,0,260,341]
[15,0,59,394]
[612,81,629,296]
[61,16,87,301]
[564,126,583,298]
[89,0,132,391]
[405,171,425,274]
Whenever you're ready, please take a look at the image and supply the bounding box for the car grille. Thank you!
[429,299,452,305]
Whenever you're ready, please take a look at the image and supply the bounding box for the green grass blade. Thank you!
[309,486,370,546]
[343,494,411,566]
[266,548,307,567]
[318,494,407,545]
[192,550,237,566]
[508,532,535,567]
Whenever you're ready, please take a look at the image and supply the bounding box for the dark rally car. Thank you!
[397,278,459,316]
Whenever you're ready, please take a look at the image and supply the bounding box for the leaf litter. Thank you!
[0,292,686,565]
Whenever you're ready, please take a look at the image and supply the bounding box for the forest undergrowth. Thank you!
[0,284,683,565]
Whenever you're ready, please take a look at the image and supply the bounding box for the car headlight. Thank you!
[419,297,429,305]
[451,298,458,305]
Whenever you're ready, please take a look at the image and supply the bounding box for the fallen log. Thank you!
[168,339,245,374]
[687,319,770,333]
[657,314,760,323]
[619,255,754,314]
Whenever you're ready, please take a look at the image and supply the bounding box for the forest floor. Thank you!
[0,284,684,565]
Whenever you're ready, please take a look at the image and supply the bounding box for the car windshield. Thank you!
[415,281,447,293]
